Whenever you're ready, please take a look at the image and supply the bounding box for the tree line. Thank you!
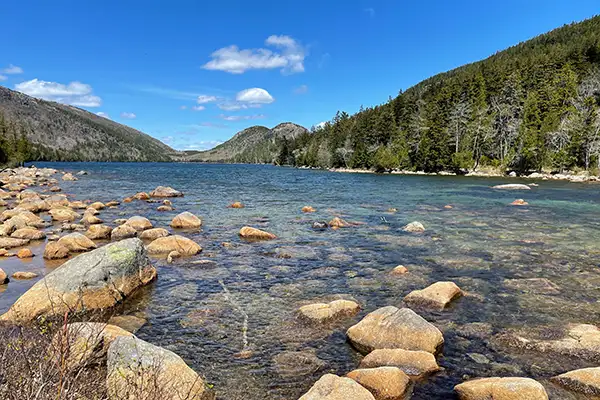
[277,16,600,174]
[0,111,33,167]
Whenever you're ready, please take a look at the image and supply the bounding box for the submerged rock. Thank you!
[552,367,600,396]
[404,281,463,309]
[454,377,548,400]
[1,238,157,323]
[402,222,425,233]
[492,184,531,190]
[347,306,444,354]
[273,350,326,377]
[107,315,147,334]
[150,186,183,197]
[299,374,375,400]
[170,211,202,229]
[347,367,413,400]
[107,336,211,400]
[146,235,202,256]
[359,348,441,379]
[239,226,276,240]
[298,300,360,323]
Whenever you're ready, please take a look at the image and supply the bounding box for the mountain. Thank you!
[276,16,600,174]
[188,122,309,163]
[0,85,180,162]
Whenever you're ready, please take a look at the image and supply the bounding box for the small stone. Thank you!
[146,235,202,256]
[85,224,113,240]
[444,205,453,209]
[387,208,398,213]
[111,225,137,240]
[0,268,8,284]
[133,192,150,200]
[404,281,463,309]
[391,265,408,275]
[492,184,531,190]
[329,217,351,228]
[139,228,170,241]
[239,226,276,240]
[312,221,329,230]
[511,199,529,206]
[298,300,360,323]
[170,211,202,229]
[360,348,441,379]
[229,202,245,208]
[125,216,153,231]
[12,271,38,279]
[89,201,106,210]
[105,201,120,207]
[17,248,34,259]
[302,206,316,213]
[402,222,425,233]
[157,205,173,211]
[149,186,183,197]
[167,251,180,263]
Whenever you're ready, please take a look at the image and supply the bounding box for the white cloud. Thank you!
[3,64,23,74]
[96,112,110,119]
[197,95,217,104]
[0,75,6,81]
[219,114,265,121]
[15,79,102,107]
[294,84,308,94]
[120,112,136,119]
[192,105,205,111]
[236,88,274,104]
[203,35,306,74]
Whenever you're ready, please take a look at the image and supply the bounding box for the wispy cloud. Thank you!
[293,84,308,94]
[0,75,6,82]
[197,95,218,104]
[364,7,375,18]
[120,112,136,119]
[96,112,110,119]
[133,85,203,101]
[318,53,331,69]
[2,64,23,74]
[16,79,102,107]
[219,114,265,121]
[203,35,306,74]
[191,105,205,111]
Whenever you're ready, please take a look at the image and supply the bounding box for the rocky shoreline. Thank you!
[0,165,599,399]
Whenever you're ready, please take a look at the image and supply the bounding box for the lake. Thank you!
[2,162,600,399]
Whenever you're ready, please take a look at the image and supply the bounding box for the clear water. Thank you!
[2,162,600,399]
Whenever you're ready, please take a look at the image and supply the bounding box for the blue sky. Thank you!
[1,1,598,151]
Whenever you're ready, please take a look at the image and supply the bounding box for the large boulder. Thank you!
[492,184,531,190]
[552,367,600,396]
[146,235,202,256]
[43,241,70,260]
[454,377,548,400]
[58,233,97,252]
[111,224,137,240]
[298,300,360,323]
[299,374,376,400]
[11,227,46,240]
[359,348,441,379]
[52,322,132,369]
[347,306,444,354]
[16,198,50,213]
[0,238,157,323]
[107,336,212,400]
[239,226,276,240]
[125,216,153,231]
[404,281,463,309]
[0,237,30,249]
[139,228,170,241]
[85,224,113,240]
[347,367,413,400]
[150,186,183,197]
[49,207,80,222]
[170,211,202,229]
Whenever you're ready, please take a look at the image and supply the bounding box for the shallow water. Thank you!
[2,162,600,399]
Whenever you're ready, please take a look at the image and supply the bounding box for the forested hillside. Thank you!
[0,86,180,163]
[282,16,600,174]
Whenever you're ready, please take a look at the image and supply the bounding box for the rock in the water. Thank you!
[107,315,147,333]
[111,224,137,240]
[504,278,559,294]
[139,227,170,241]
[62,173,77,181]
[150,186,183,197]
[312,221,329,230]
[492,184,531,190]
[157,205,173,211]
[273,350,326,377]
[107,336,211,400]
[16,248,34,259]
[125,216,153,231]
[404,281,463,309]
[359,348,441,379]
[299,374,376,400]
[298,300,360,323]
[1,238,157,322]
[391,265,408,275]
[347,367,413,400]
[511,199,529,206]
[81,213,103,225]
[0,268,8,284]
[0,237,30,249]
[402,222,425,233]
[170,211,202,229]
[167,250,180,263]
[12,271,38,279]
[49,207,80,222]
[11,228,46,240]
[454,377,548,400]
[239,226,276,240]
[329,217,351,228]
[58,233,97,252]
[552,367,600,396]
[229,201,244,208]
[347,306,444,354]
[133,192,150,200]
[146,235,202,256]
[106,201,120,207]
[43,241,70,259]
[85,224,113,240]
[89,201,106,210]
[302,206,316,213]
